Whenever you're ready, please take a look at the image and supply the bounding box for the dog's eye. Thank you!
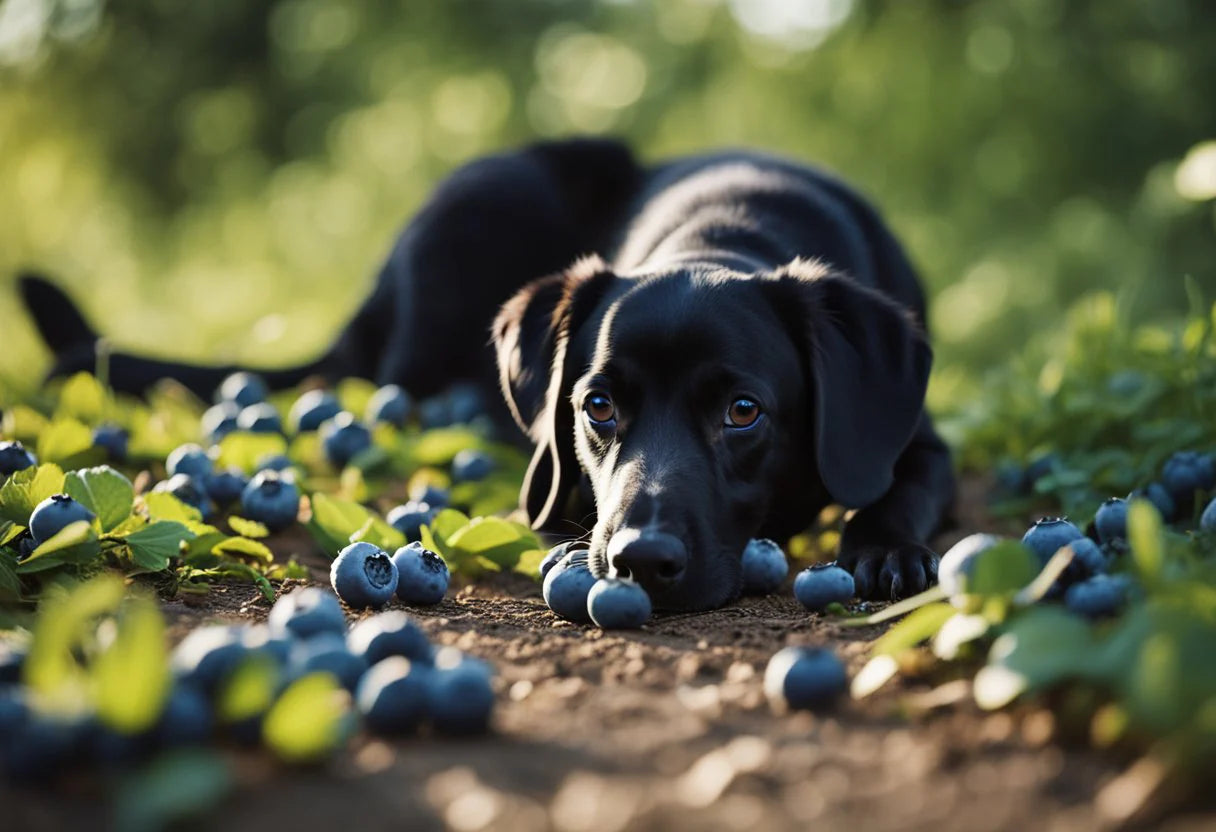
[584,393,616,425]
[724,398,762,430]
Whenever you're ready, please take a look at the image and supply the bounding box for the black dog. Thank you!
[20,138,955,610]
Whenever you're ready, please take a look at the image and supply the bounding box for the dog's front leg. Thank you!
[836,417,955,600]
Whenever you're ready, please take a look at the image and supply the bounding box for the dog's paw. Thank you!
[839,542,939,601]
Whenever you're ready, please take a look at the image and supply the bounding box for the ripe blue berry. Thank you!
[286,633,367,691]
[427,647,494,735]
[237,403,282,434]
[1064,573,1132,618]
[268,587,346,641]
[386,501,437,543]
[792,563,855,611]
[205,467,248,506]
[1162,450,1214,501]
[331,541,399,609]
[320,412,372,468]
[1200,496,1216,532]
[28,493,95,544]
[741,538,788,595]
[240,470,300,531]
[539,542,572,579]
[1021,517,1084,566]
[391,542,449,605]
[587,578,652,629]
[365,384,412,427]
[937,533,1001,602]
[153,473,213,519]
[170,625,250,695]
[255,453,293,473]
[1094,498,1128,543]
[347,611,433,665]
[155,684,214,747]
[542,549,596,623]
[0,440,37,476]
[764,645,847,711]
[201,401,240,443]
[91,424,128,462]
[216,372,267,408]
[409,483,450,509]
[289,389,342,433]
[451,449,494,483]
[356,657,430,735]
[166,443,213,480]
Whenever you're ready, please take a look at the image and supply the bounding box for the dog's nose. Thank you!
[607,529,687,589]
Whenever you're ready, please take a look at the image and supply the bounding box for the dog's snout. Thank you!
[607,529,688,589]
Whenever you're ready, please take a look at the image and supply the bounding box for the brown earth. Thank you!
[8,478,1216,832]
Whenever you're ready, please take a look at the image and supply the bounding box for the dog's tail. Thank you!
[17,271,340,398]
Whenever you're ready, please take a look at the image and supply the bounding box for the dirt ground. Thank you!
[9,480,1216,832]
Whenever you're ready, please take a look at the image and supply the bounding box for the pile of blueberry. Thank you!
[0,589,495,780]
[330,540,450,608]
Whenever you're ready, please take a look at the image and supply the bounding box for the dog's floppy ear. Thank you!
[765,259,931,509]
[493,255,617,529]
[19,272,98,356]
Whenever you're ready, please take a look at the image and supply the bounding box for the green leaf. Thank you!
[348,516,406,552]
[113,750,232,832]
[122,521,194,572]
[0,550,22,602]
[974,606,1096,710]
[932,613,992,660]
[421,508,471,556]
[850,654,900,699]
[216,654,279,722]
[214,431,288,474]
[842,584,947,627]
[56,371,107,423]
[514,548,547,579]
[412,427,483,466]
[1127,498,1164,582]
[0,463,66,524]
[36,418,98,466]
[871,602,956,656]
[227,516,270,538]
[966,540,1039,597]
[64,465,134,533]
[24,574,127,714]
[16,520,101,573]
[92,596,171,733]
[143,492,203,525]
[213,536,274,562]
[0,520,23,546]
[305,493,373,556]
[262,672,352,764]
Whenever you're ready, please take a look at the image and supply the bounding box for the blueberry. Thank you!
[0,688,29,734]
[0,440,37,476]
[320,412,373,468]
[268,587,347,640]
[1025,452,1060,486]
[28,493,95,544]
[331,541,400,609]
[542,549,596,623]
[239,624,294,666]
[386,501,437,543]
[763,645,847,711]
[587,578,652,629]
[356,657,430,735]
[409,483,450,509]
[937,533,1001,602]
[1,713,81,781]
[240,470,300,531]
[205,467,248,506]
[451,449,494,483]
[1162,451,1213,502]
[201,401,240,443]
[1094,498,1128,543]
[289,389,342,434]
[92,424,128,462]
[166,443,213,480]
[216,371,268,408]
[286,632,367,692]
[237,402,283,434]
[1064,573,1132,618]
[170,625,250,695]
[539,542,573,579]
[1200,496,1216,532]
[391,542,449,605]
[426,647,494,735]
[1064,536,1107,578]
[84,719,151,766]
[792,563,855,611]
[1021,517,1084,566]
[445,383,485,425]
[741,538,788,595]
[1129,482,1177,522]
[365,384,412,427]
[154,684,213,747]
[153,473,213,519]
[993,459,1029,496]
[418,397,452,430]
[347,611,433,665]
[255,453,293,474]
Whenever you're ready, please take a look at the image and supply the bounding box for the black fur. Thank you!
[20,138,954,610]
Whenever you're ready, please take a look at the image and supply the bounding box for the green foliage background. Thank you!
[1,0,1214,402]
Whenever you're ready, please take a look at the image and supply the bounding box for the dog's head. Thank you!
[494,256,931,610]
